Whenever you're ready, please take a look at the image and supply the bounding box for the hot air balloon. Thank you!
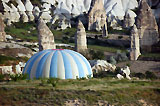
[23,49,92,79]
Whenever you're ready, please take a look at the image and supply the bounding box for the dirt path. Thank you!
[116,60,160,76]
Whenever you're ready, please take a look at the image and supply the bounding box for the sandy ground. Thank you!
[117,60,160,76]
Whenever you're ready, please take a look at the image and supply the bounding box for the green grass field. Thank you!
[0,78,160,105]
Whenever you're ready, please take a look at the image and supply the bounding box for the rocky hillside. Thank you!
[0,0,159,30]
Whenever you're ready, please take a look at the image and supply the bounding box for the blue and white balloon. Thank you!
[23,49,92,79]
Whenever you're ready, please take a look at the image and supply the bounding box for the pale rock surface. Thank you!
[16,62,25,74]
[117,74,124,80]
[135,0,159,51]
[16,0,29,22]
[121,66,131,80]
[88,0,107,31]
[130,25,141,60]
[58,19,71,30]
[10,4,20,22]
[25,0,34,21]
[89,60,116,73]
[16,0,26,12]
[75,20,87,52]
[39,11,52,22]
[41,0,56,5]
[19,11,29,22]
[25,0,33,11]
[0,42,26,49]
[37,18,56,51]
[0,17,6,42]
[33,6,40,20]
[53,0,138,19]
[2,1,11,12]
[6,35,13,40]
[55,0,91,15]
[104,0,125,19]
[0,66,13,75]
[123,10,136,28]
[121,0,138,12]
[2,2,11,25]
[42,2,51,11]
[51,14,71,29]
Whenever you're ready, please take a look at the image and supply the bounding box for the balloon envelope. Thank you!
[23,49,92,79]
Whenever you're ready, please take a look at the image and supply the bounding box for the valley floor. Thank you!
[0,78,160,106]
[117,60,160,77]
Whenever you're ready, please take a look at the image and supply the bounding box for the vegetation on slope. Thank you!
[5,22,38,42]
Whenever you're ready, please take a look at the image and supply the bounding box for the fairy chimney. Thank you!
[88,0,107,31]
[130,25,141,60]
[0,17,6,42]
[135,0,159,51]
[37,18,56,51]
[75,20,87,52]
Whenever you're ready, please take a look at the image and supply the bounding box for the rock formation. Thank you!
[16,0,29,22]
[37,18,56,51]
[121,66,131,80]
[89,60,116,73]
[88,0,107,31]
[25,0,34,21]
[10,4,20,22]
[102,24,108,37]
[135,0,159,51]
[123,10,136,28]
[130,25,141,60]
[75,20,87,52]
[0,17,6,42]
[0,0,139,30]
[33,6,40,21]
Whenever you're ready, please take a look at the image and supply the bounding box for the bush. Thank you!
[131,71,158,79]
[62,36,69,44]
[145,71,157,79]
[47,78,59,87]
[89,49,105,60]
[110,50,128,64]
[0,74,5,81]
[109,56,117,65]
[131,72,146,79]
[93,71,116,78]
[115,67,121,74]
[10,74,28,81]
[118,36,123,39]
[77,77,87,80]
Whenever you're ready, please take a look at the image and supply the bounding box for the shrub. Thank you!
[115,67,121,74]
[93,71,116,78]
[130,72,145,79]
[77,77,87,80]
[47,78,59,87]
[118,36,123,39]
[62,36,69,44]
[110,50,128,64]
[109,56,117,65]
[0,74,5,81]
[89,49,105,60]
[10,74,28,81]
[39,78,48,86]
[145,71,157,79]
